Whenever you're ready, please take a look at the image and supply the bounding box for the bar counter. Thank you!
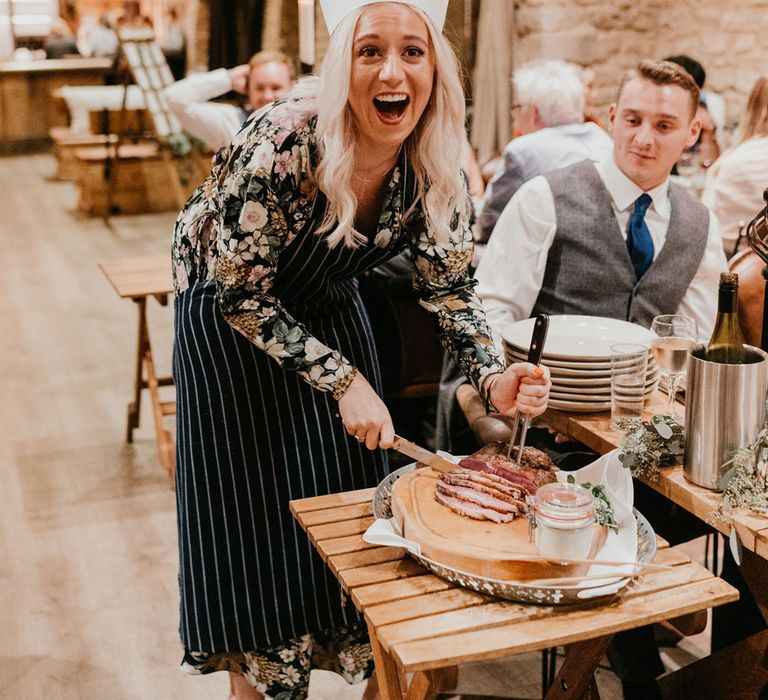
[0,57,113,153]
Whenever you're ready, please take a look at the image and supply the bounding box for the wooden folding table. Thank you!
[290,487,737,699]
[100,254,175,476]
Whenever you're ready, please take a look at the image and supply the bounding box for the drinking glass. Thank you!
[650,314,698,421]
[610,343,649,431]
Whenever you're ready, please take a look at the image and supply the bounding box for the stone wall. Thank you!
[191,0,768,138]
[513,0,768,135]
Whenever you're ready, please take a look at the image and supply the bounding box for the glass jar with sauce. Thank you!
[534,482,595,561]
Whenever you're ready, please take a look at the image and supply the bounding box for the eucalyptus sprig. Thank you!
[618,415,685,480]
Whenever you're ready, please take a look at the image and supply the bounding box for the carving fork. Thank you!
[506,314,549,461]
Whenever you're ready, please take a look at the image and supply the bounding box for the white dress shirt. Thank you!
[164,68,246,150]
[476,157,728,341]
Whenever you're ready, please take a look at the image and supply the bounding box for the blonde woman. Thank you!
[703,75,768,256]
[171,2,551,697]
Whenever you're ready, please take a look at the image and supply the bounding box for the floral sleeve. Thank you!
[410,191,505,392]
[214,150,356,399]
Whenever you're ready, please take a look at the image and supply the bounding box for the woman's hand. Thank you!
[487,363,551,418]
[338,373,395,450]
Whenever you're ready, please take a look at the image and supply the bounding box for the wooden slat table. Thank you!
[290,487,737,699]
[100,254,175,476]
[541,391,768,561]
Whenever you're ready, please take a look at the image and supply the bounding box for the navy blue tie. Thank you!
[626,193,654,279]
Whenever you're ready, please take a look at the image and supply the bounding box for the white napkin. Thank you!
[362,516,422,556]
[557,449,638,598]
[363,448,638,598]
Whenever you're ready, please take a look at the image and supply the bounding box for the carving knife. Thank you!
[506,313,550,460]
[391,434,458,474]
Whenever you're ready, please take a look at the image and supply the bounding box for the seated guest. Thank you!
[579,66,603,127]
[702,75,768,256]
[436,60,726,457]
[665,54,722,166]
[87,15,119,59]
[164,50,296,150]
[475,59,612,246]
[477,59,726,340]
[472,60,729,699]
[160,7,186,80]
[116,0,153,29]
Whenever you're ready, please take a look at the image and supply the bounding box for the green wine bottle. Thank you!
[705,272,748,364]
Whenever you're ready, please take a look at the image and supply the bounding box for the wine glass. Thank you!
[650,314,698,421]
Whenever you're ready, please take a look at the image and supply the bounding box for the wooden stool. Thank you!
[100,255,175,477]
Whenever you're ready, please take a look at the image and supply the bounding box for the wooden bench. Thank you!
[290,488,738,699]
[49,127,119,181]
[99,254,175,477]
[75,142,186,216]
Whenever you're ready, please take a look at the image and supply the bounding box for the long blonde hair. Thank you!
[296,6,467,249]
[733,75,768,147]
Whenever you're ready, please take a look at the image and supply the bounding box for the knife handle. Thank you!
[526,313,549,366]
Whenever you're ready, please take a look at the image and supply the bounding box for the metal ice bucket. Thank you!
[683,344,768,490]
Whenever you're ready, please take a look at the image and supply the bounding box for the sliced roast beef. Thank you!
[435,481,520,515]
[434,491,516,523]
[457,457,489,473]
[483,456,557,489]
[473,442,557,473]
[433,442,559,522]
[520,446,558,471]
[440,473,526,509]
[447,468,525,496]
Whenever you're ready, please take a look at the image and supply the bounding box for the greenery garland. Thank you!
[617,415,685,480]
[616,415,768,526]
[712,427,768,522]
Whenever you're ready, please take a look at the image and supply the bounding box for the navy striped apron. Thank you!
[173,210,406,652]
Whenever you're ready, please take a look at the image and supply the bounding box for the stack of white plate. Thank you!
[502,315,659,412]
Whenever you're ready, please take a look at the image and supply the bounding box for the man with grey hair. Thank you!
[475,59,612,245]
[476,59,725,340]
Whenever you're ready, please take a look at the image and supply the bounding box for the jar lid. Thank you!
[535,482,595,525]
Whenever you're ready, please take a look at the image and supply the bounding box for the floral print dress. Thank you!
[171,95,504,697]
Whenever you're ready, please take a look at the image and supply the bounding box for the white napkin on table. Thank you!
[558,448,638,598]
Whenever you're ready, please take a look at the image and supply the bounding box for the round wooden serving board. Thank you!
[391,469,601,582]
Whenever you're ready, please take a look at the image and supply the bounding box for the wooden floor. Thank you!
[0,154,710,700]
[0,154,226,699]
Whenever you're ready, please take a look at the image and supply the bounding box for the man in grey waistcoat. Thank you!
[436,60,726,458]
[471,60,729,699]
[476,59,726,342]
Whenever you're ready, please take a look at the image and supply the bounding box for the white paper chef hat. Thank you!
[319,0,448,35]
